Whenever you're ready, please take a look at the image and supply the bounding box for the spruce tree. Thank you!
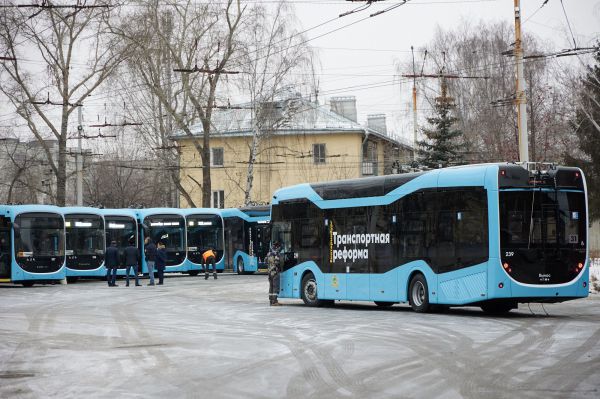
[565,45,600,221]
[417,80,464,168]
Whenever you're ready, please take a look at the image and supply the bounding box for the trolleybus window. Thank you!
[15,213,64,257]
[65,215,105,256]
[0,216,10,278]
[145,216,184,251]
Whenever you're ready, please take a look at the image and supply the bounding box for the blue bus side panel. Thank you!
[437,264,488,305]
[233,251,258,272]
[370,271,398,302]
[322,273,347,300]
[66,266,106,278]
[438,167,486,187]
[347,274,370,300]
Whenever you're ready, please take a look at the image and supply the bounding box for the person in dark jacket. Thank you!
[266,241,282,305]
[123,238,140,287]
[144,237,157,286]
[155,242,167,285]
[105,240,119,287]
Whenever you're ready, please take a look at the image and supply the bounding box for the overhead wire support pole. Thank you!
[77,105,83,206]
[411,46,418,162]
[514,0,529,163]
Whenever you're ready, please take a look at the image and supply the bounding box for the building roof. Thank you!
[171,97,413,150]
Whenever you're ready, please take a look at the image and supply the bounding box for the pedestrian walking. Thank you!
[144,237,157,286]
[155,242,167,285]
[266,242,282,306]
[123,238,140,287]
[202,247,217,280]
[105,240,119,287]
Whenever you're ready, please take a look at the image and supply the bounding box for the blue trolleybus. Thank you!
[182,208,225,275]
[102,209,139,276]
[138,208,186,274]
[63,207,106,281]
[222,206,271,274]
[270,163,589,313]
[0,205,66,286]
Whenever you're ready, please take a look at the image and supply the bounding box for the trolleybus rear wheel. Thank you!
[301,273,324,307]
[408,274,430,313]
[236,257,244,275]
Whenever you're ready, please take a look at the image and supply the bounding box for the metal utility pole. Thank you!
[514,0,529,163]
[411,46,418,162]
[77,106,83,206]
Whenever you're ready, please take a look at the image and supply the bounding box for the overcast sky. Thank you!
[290,0,600,143]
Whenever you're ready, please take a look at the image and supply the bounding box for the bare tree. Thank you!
[237,1,313,205]
[411,21,573,163]
[109,0,244,208]
[0,2,129,205]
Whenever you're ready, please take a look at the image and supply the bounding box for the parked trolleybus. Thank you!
[0,205,66,286]
[270,163,589,313]
[182,208,224,275]
[63,207,106,281]
[102,209,139,276]
[222,206,271,274]
[139,208,186,274]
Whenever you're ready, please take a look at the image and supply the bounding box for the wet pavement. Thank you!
[1,274,599,398]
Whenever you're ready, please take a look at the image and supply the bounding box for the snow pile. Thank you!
[590,258,600,294]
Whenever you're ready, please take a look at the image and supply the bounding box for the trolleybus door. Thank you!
[0,216,11,279]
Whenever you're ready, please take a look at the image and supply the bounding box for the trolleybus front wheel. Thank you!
[22,281,34,287]
[236,257,244,275]
[188,270,199,276]
[301,273,325,307]
[408,274,430,313]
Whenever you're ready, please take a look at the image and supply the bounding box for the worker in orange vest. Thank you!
[202,248,217,280]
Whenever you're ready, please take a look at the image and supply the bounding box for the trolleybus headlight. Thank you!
[577,262,583,270]
[503,262,509,269]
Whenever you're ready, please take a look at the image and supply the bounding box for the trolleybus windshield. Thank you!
[65,214,104,270]
[14,212,64,273]
[65,215,104,256]
[187,214,223,263]
[105,216,137,248]
[499,190,586,284]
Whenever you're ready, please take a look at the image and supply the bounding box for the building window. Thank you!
[211,147,224,167]
[362,141,378,176]
[313,143,326,164]
[212,190,224,209]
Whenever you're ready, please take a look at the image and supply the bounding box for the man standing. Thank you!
[155,242,167,285]
[267,242,282,306]
[202,248,217,280]
[105,240,119,287]
[144,237,157,286]
[124,238,140,287]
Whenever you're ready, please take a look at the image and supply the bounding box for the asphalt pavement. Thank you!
[1,273,599,398]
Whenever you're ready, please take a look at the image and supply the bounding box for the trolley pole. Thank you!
[514,0,529,163]
[77,106,83,206]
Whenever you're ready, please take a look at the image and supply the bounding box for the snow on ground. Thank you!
[590,258,600,293]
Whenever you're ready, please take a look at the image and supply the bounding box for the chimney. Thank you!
[367,114,387,135]
[330,96,357,122]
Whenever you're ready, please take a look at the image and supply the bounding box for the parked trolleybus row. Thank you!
[0,163,592,314]
[0,206,271,286]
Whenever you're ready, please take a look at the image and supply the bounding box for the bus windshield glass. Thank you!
[15,212,64,257]
[65,215,104,256]
[187,215,223,251]
[500,190,586,248]
[105,216,137,248]
[145,215,184,251]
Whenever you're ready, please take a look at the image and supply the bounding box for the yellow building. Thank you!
[174,96,414,208]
